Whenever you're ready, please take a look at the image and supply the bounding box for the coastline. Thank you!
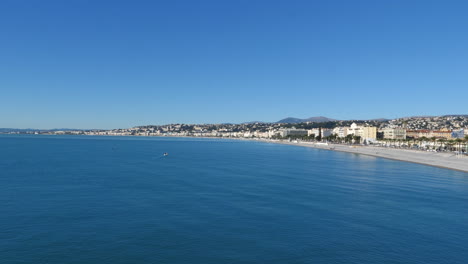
[3,134,467,173]
[253,139,468,173]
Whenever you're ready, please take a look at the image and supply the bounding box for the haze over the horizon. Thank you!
[1,0,468,129]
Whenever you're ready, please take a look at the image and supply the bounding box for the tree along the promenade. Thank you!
[438,138,446,151]
[430,137,437,150]
[465,135,468,153]
[455,138,463,152]
[381,138,388,147]
[331,133,338,142]
[352,135,361,144]
[447,139,455,151]
[405,138,412,148]
[419,136,428,149]
[345,134,353,143]
[324,134,338,143]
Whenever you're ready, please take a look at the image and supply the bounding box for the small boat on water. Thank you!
[163,152,168,156]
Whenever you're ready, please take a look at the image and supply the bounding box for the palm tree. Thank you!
[407,138,414,148]
[352,135,361,144]
[420,136,428,149]
[438,138,446,151]
[383,138,389,147]
[405,138,411,148]
[430,137,437,150]
[447,139,455,151]
[455,138,463,153]
[464,135,468,153]
[418,138,422,149]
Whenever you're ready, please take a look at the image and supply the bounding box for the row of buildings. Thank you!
[380,128,465,140]
[14,119,465,143]
[279,123,378,143]
[280,124,465,143]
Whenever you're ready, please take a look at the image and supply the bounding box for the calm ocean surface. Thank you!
[1,135,468,264]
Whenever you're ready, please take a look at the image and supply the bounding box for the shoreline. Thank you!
[253,139,468,173]
[3,134,467,173]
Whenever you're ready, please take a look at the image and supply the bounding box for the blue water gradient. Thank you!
[1,135,467,263]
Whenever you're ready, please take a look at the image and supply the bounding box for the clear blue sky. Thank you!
[1,0,467,129]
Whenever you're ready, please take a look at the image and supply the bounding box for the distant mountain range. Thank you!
[276,116,337,123]
[244,116,390,124]
[244,115,466,124]
[3,115,466,131]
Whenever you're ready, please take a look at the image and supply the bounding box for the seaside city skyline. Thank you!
[2,2,468,263]
[2,114,468,131]
[2,1,468,129]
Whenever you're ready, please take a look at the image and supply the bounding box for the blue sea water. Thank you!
[1,135,468,264]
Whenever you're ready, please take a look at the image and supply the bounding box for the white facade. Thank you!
[381,128,406,140]
[347,123,377,143]
[280,129,308,137]
[333,127,348,138]
[308,128,333,138]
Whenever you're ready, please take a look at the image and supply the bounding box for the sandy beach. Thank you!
[257,140,468,173]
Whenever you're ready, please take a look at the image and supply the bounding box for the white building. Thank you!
[333,127,349,138]
[347,123,377,143]
[279,129,308,137]
[308,128,333,138]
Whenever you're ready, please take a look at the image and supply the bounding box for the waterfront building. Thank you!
[380,128,406,140]
[243,132,253,138]
[333,127,349,138]
[322,129,333,138]
[452,129,465,139]
[279,129,308,137]
[253,131,269,138]
[308,128,333,138]
[406,129,453,139]
[361,126,377,143]
[432,129,453,139]
[268,130,278,138]
[347,123,359,136]
[406,130,430,139]
[347,123,377,143]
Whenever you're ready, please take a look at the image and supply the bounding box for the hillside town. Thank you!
[3,115,468,152]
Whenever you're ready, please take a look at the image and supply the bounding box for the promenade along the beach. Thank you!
[263,139,468,173]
